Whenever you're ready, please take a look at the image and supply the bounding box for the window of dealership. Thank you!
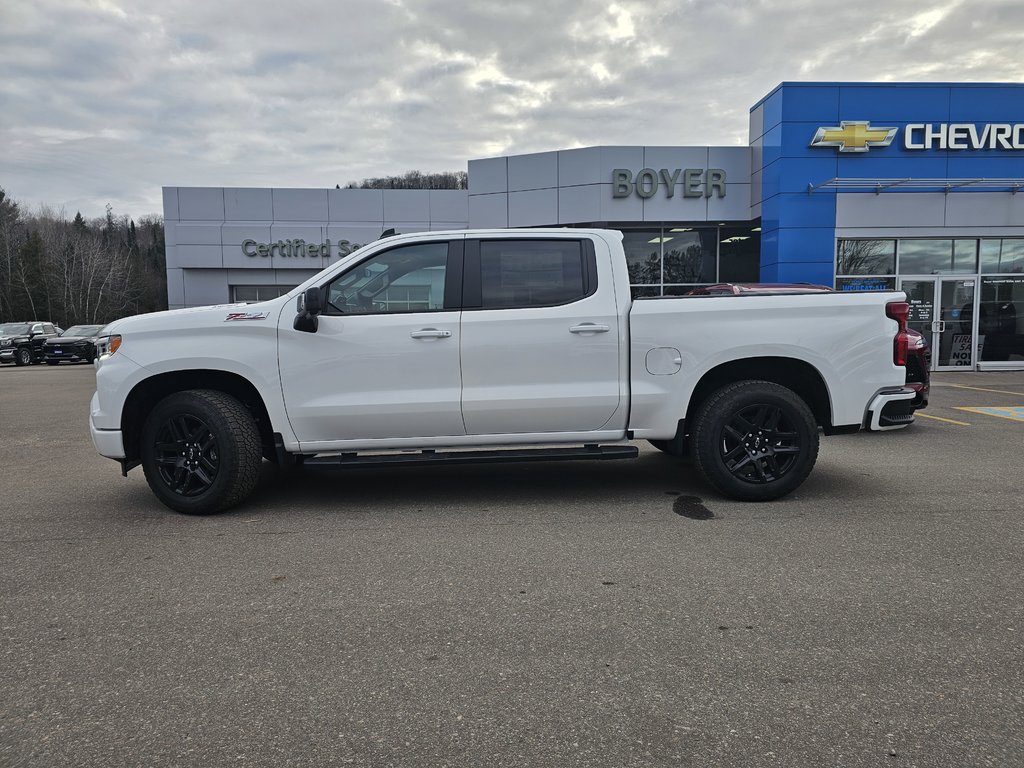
[589,223,761,297]
[836,237,1024,368]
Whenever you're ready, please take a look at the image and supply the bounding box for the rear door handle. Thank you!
[569,323,610,334]
[410,328,452,339]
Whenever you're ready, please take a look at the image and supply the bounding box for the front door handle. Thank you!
[410,328,452,339]
[569,323,610,334]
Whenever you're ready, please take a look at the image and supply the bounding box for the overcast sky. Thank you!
[2,0,1022,220]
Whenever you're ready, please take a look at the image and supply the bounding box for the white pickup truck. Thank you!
[90,229,916,514]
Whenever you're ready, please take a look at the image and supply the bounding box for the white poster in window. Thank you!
[950,333,973,366]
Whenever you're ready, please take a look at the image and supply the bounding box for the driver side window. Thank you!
[325,242,449,315]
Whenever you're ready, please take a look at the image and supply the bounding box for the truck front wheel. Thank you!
[14,347,32,366]
[140,389,262,515]
[691,381,819,502]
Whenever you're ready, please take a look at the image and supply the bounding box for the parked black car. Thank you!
[0,322,62,366]
[43,324,106,365]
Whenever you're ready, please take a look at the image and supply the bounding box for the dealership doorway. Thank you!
[898,277,978,371]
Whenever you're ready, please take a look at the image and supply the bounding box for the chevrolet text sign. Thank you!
[811,120,1024,153]
[904,124,1024,150]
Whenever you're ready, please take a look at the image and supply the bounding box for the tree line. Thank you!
[0,187,167,327]
[345,170,467,190]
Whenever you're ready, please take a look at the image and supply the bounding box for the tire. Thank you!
[140,389,262,515]
[691,380,819,502]
[14,347,32,366]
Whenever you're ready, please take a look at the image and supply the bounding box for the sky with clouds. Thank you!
[1,0,1022,220]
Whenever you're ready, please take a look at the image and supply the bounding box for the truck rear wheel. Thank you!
[691,380,818,502]
[140,389,262,515]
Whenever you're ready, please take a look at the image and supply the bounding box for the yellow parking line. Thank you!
[914,412,971,426]
[945,384,1024,397]
[955,407,1024,424]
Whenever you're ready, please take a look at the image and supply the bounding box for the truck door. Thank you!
[458,236,622,435]
[278,239,466,445]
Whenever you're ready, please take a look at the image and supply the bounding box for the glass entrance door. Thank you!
[937,278,976,370]
[898,277,977,370]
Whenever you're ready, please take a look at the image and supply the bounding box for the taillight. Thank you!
[886,301,910,366]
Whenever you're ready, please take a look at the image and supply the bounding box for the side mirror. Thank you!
[294,287,324,333]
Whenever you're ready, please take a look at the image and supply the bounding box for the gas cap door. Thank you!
[645,347,683,375]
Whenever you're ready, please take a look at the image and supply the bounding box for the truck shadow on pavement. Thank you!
[251,452,699,512]
[188,449,892,521]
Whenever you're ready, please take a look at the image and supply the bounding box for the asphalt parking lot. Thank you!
[1,364,1022,768]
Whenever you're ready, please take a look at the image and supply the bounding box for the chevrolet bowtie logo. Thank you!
[810,121,897,153]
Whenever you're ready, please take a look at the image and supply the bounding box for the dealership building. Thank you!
[164,81,1024,371]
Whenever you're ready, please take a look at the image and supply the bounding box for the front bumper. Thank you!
[0,349,14,361]
[47,344,92,362]
[865,388,917,431]
[90,392,125,458]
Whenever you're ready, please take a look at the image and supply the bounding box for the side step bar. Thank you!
[301,444,639,469]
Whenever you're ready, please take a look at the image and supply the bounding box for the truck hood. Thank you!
[104,299,290,335]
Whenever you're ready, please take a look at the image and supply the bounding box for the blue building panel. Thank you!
[949,86,1024,121]
[759,230,779,267]
[761,90,785,139]
[773,227,837,261]
[837,85,951,122]
[947,155,1024,179]
[760,124,783,170]
[834,154,950,179]
[771,193,838,227]
[769,157,840,195]
[779,85,841,122]
[758,194,781,234]
[760,227,836,277]
[770,261,836,286]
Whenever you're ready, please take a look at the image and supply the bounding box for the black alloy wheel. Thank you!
[719,403,802,484]
[140,389,262,515]
[151,413,221,497]
[692,380,819,502]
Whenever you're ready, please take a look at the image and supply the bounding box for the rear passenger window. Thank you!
[479,240,589,308]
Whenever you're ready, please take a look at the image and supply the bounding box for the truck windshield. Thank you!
[62,325,104,337]
[1,324,30,335]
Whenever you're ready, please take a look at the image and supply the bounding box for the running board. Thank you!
[302,444,639,469]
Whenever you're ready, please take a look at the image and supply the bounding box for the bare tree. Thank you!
[0,188,167,326]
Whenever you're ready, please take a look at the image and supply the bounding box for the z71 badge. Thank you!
[224,311,270,321]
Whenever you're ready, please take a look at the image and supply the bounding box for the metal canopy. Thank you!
[808,178,1024,194]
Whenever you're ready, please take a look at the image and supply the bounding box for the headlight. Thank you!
[96,334,122,358]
